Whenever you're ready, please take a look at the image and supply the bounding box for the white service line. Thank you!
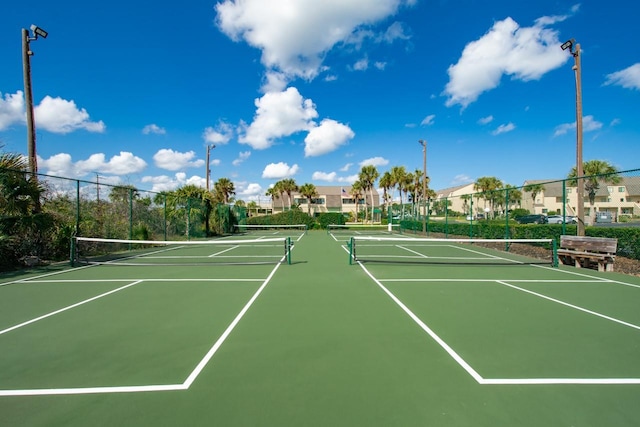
[0,280,144,337]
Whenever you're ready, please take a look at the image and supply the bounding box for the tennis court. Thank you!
[1,229,640,426]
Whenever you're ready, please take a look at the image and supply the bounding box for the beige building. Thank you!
[269,186,380,218]
[433,177,640,221]
[521,177,640,220]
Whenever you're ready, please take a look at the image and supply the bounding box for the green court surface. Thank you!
[1,231,640,426]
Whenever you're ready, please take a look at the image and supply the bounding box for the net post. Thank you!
[552,238,558,267]
[348,237,354,265]
[287,237,292,265]
[69,237,76,267]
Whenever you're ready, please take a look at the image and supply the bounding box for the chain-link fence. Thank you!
[399,168,640,260]
[0,168,242,269]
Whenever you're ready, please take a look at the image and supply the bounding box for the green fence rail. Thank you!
[0,168,242,270]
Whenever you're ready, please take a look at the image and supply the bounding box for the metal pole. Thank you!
[419,140,427,234]
[206,144,215,191]
[573,43,585,236]
[22,28,37,176]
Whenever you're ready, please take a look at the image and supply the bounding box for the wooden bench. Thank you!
[557,235,618,272]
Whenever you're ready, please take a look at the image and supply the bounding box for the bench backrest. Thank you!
[560,235,618,254]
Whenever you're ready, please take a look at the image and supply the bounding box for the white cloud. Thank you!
[142,124,166,135]
[239,87,318,149]
[491,122,516,135]
[236,181,263,198]
[141,172,205,193]
[450,174,473,186]
[35,96,105,134]
[353,57,369,71]
[359,157,389,167]
[39,151,147,178]
[444,13,570,108]
[340,163,353,172]
[215,0,412,81]
[203,121,234,144]
[604,63,640,90]
[421,114,435,126]
[262,162,299,179]
[232,151,251,166]
[478,115,494,125]
[0,91,25,131]
[304,119,355,157]
[553,115,603,137]
[153,149,205,171]
[312,171,358,183]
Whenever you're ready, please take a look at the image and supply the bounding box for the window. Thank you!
[619,187,626,192]
[607,186,613,193]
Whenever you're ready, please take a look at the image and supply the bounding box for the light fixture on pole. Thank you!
[561,38,585,236]
[22,24,48,178]
[206,144,215,191]
[418,139,427,234]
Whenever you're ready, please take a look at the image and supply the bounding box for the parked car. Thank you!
[547,215,578,224]
[515,214,548,224]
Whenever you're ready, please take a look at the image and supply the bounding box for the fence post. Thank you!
[75,179,80,236]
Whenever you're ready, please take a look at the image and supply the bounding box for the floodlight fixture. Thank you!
[30,24,48,39]
[561,38,575,53]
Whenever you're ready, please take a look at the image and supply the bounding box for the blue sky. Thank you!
[1,0,639,201]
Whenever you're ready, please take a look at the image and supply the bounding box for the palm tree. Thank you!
[399,171,413,219]
[473,176,503,218]
[389,166,407,218]
[568,160,621,225]
[358,165,379,223]
[272,181,287,211]
[298,183,318,215]
[279,178,298,210]
[213,177,235,204]
[246,200,258,217]
[165,184,210,238]
[503,184,522,215]
[379,171,393,215]
[350,180,364,222]
[523,183,545,212]
[265,186,280,212]
[0,151,53,260]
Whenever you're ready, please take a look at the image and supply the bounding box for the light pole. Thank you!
[561,38,585,236]
[206,144,215,191]
[418,139,427,234]
[22,24,48,177]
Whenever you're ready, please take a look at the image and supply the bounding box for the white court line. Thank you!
[0,280,143,337]
[356,260,484,384]
[349,244,640,385]
[496,280,640,331]
[380,278,606,283]
[21,278,265,283]
[0,248,290,396]
[182,257,284,388]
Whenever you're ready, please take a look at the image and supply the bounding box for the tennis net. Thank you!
[234,224,307,236]
[71,236,293,266]
[347,236,557,266]
[327,224,401,236]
